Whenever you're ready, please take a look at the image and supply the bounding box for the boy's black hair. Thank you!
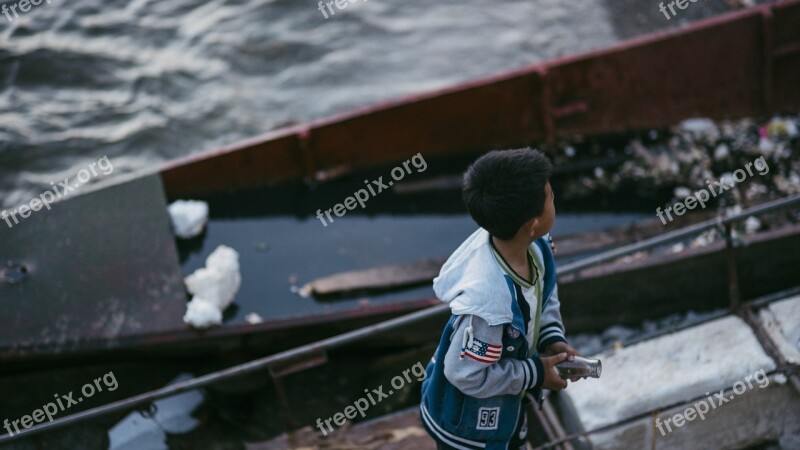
[462,148,552,240]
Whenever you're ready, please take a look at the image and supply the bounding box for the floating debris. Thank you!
[245,312,264,324]
[168,200,209,239]
[674,186,692,198]
[745,216,761,234]
[183,245,242,329]
[679,117,719,143]
[183,299,223,330]
[714,143,730,159]
[619,251,647,265]
[668,242,685,254]
[690,229,718,249]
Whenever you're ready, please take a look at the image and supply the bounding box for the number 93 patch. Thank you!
[476,407,500,430]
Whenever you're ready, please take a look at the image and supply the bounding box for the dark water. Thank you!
[178,212,648,324]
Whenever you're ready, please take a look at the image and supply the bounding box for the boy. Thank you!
[420,148,579,450]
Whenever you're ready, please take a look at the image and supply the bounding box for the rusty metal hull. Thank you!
[160,1,800,198]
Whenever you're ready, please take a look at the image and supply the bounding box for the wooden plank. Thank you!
[300,258,447,300]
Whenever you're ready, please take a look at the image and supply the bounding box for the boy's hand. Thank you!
[540,353,569,390]
[545,342,586,382]
[545,341,580,358]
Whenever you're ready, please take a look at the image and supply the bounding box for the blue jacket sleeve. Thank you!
[537,283,568,353]
[442,315,544,398]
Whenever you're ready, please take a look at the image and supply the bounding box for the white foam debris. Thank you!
[679,118,719,141]
[719,172,735,188]
[183,245,241,329]
[183,298,223,329]
[168,200,209,239]
[758,135,775,153]
[245,312,263,324]
[673,186,691,198]
[690,229,717,249]
[562,315,776,431]
[185,245,241,310]
[668,242,685,254]
[724,204,743,218]
[713,143,730,160]
[744,216,761,234]
[759,295,800,365]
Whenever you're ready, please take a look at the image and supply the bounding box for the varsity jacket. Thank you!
[420,228,567,449]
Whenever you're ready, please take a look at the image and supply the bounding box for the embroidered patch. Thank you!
[476,407,500,430]
[461,338,502,364]
[548,234,557,255]
[505,325,521,339]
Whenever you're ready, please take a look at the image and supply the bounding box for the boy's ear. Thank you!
[527,217,539,237]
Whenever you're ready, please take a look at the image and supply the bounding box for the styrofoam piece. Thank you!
[759,295,800,364]
[167,200,209,239]
[183,245,241,329]
[578,374,800,450]
[562,315,776,431]
[183,298,223,328]
[184,245,241,310]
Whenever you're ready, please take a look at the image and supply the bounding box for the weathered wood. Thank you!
[300,258,447,299]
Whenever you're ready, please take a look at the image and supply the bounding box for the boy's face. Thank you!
[533,182,555,238]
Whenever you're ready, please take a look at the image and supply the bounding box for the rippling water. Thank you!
[0,0,621,208]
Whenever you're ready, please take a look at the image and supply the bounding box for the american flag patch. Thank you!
[461,338,502,364]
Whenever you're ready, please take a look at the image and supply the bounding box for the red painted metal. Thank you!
[544,11,765,136]
[160,1,800,199]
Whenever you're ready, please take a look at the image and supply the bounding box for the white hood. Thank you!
[433,228,518,326]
